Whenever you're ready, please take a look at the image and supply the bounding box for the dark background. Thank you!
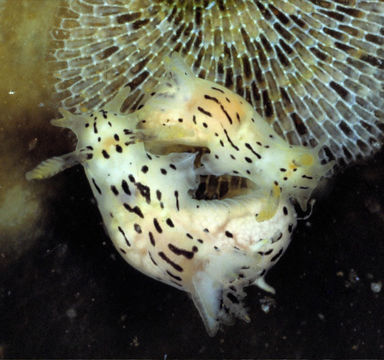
[1,150,383,358]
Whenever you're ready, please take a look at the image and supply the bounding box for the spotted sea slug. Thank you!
[138,55,333,219]
[26,54,333,335]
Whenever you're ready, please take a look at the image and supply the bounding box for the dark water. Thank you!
[1,151,383,358]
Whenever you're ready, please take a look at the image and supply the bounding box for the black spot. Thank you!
[160,168,167,175]
[211,86,225,93]
[114,134,120,141]
[92,178,102,195]
[197,106,212,117]
[100,109,108,119]
[258,249,273,256]
[202,122,208,128]
[224,129,239,151]
[134,223,142,233]
[141,165,149,173]
[219,104,233,124]
[283,206,288,215]
[166,270,182,281]
[273,232,283,243]
[148,251,157,265]
[123,203,144,218]
[102,150,110,159]
[149,232,155,246]
[244,157,252,163]
[166,218,175,228]
[174,191,180,211]
[136,182,151,204]
[186,233,193,239]
[168,243,195,259]
[225,231,233,238]
[128,174,135,183]
[245,143,262,159]
[169,163,176,170]
[111,185,119,195]
[122,180,131,195]
[158,252,183,272]
[118,226,130,246]
[288,224,294,233]
[271,248,284,262]
[86,154,93,160]
[204,94,220,104]
[153,218,163,233]
[115,144,123,153]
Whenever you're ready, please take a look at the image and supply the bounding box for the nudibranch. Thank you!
[138,55,333,220]
[26,55,332,336]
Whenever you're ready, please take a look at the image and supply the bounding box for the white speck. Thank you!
[130,336,139,347]
[206,1,215,9]
[370,281,382,293]
[66,308,77,319]
[8,90,15,95]
[346,268,360,287]
[318,313,325,321]
[259,296,276,314]
[261,303,270,313]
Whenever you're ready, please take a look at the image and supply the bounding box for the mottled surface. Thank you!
[52,0,384,165]
[1,149,383,358]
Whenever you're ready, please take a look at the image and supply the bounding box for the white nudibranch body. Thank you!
[139,55,333,219]
[26,54,331,336]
